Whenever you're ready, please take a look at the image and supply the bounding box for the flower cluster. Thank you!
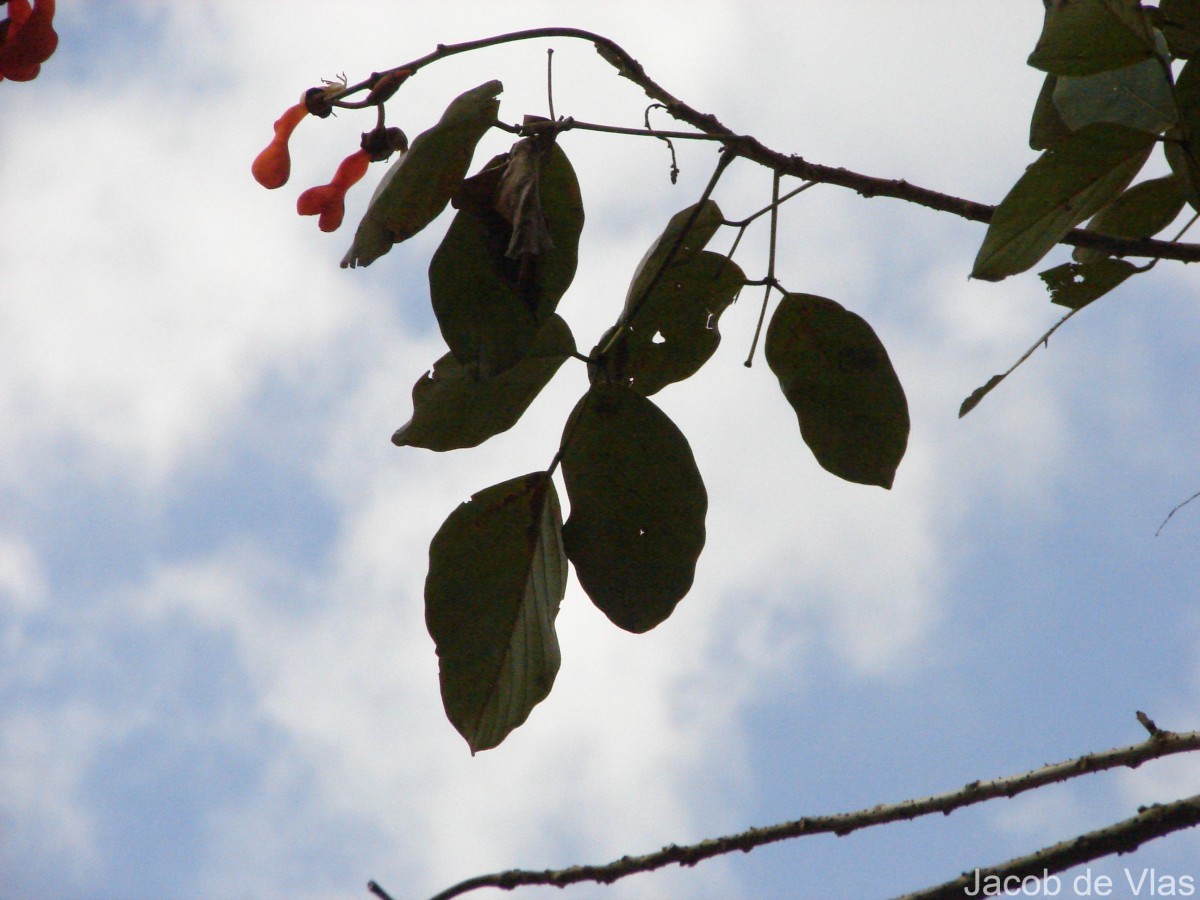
[0,0,57,82]
[252,71,412,233]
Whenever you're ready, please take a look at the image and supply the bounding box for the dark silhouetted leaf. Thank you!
[1041,258,1139,309]
[1167,60,1200,210]
[425,472,567,753]
[561,384,707,633]
[959,374,1006,419]
[601,252,744,396]
[971,123,1155,281]
[623,200,725,315]
[765,293,909,489]
[1073,174,1186,262]
[429,142,583,379]
[393,315,575,451]
[1052,51,1177,135]
[1028,0,1155,76]
[1161,0,1200,59]
[1031,75,1071,150]
[341,80,502,268]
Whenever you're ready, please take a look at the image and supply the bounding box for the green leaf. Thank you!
[1052,54,1177,135]
[971,123,1155,281]
[1028,0,1155,76]
[425,472,567,753]
[1167,60,1200,210]
[393,315,576,451]
[622,200,725,315]
[1031,74,1071,150]
[1073,174,1186,261]
[1161,0,1200,59]
[560,384,707,633]
[1041,258,1139,309]
[341,80,502,269]
[765,294,909,489]
[600,251,744,396]
[429,142,584,379]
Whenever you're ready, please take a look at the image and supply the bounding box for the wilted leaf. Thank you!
[341,80,502,268]
[599,251,744,396]
[971,123,1155,281]
[494,132,556,259]
[1031,74,1071,150]
[1041,258,1139,309]
[1073,174,1186,261]
[1161,0,1200,59]
[561,384,707,633]
[393,315,575,451]
[765,293,909,489]
[1052,51,1177,135]
[425,472,567,753]
[429,142,584,379]
[1028,0,1155,76]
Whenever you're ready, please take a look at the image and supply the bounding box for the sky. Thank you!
[3,2,1200,898]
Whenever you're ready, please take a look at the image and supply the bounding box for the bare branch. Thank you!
[335,28,1200,265]
[418,726,1200,900]
[896,794,1200,900]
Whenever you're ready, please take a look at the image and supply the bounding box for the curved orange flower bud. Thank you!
[0,0,57,80]
[297,148,371,232]
[251,101,309,189]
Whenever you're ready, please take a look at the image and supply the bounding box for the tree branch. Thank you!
[412,725,1200,900]
[337,27,1200,265]
[896,794,1200,900]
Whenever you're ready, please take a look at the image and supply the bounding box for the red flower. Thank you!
[251,101,309,189]
[297,148,371,232]
[0,0,57,82]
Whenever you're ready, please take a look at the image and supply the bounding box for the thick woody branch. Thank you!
[411,727,1200,900]
[341,28,1200,265]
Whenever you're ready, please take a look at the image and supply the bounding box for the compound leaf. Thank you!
[561,384,707,633]
[425,472,567,753]
[342,80,502,268]
[765,293,909,489]
[393,315,575,451]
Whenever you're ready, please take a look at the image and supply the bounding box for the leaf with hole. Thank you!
[1028,0,1155,76]
[561,384,707,633]
[393,315,575,451]
[429,141,583,379]
[765,293,909,489]
[1041,258,1139,309]
[425,472,567,753]
[622,200,725,316]
[971,123,1155,281]
[341,80,502,268]
[601,251,744,396]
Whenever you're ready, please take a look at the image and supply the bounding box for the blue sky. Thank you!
[3,3,1200,898]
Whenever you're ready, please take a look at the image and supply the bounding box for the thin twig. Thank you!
[1156,488,1200,536]
[744,170,782,367]
[423,725,1200,900]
